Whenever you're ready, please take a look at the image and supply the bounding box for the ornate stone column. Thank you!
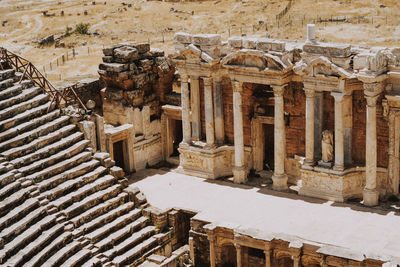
[293,255,300,267]
[363,83,381,206]
[232,81,247,183]
[235,244,242,267]
[314,91,324,161]
[272,85,288,191]
[204,77,215,147]
[388,107,400,195]
[331,92,345,171]
[181,74,191,145]
[264,249,272,267]
[304,88,316,166]
[208,234,216,267]
[190,75,201,140]
[213,76,225,144]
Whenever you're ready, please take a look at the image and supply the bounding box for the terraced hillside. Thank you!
[0,60,170,267]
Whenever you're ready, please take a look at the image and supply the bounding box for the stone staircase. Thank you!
[0,63,171,266]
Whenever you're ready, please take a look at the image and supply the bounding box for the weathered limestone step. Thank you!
[8,129,81,167]
[19,140,90,176]
[0,69,15,81]
[103,225,155,260]
[75,199,133,235]
[94,216,148,252]
[71,192,129,228]
[22,231,72,267]
[0,93,49,121]
[80,256,102,267]
[0,83,23,101]
[0,86,41,110]
[40,240,81,267]
[59,247,92,267]
[61,183,122,219]
[42,159,101,201]
[4,223,64,267]
[0,214,55,264]
[111,235,158,266]
[0,180,21,201]
[0,198,38,231]
[0,109,60,143]
[38,162,105,193]
[0,186,34,215]
[85,206,140,243]
[0,206,47,243]
[1,116,72,157]
[0,78,14,90]
[0,102,51,132]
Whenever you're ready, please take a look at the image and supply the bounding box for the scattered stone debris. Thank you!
[39,34,55,46]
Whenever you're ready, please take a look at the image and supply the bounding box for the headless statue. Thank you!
[321,130,333,163]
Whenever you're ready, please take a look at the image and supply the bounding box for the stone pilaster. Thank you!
[190,76,201,140]
[272,85,288,191]
[293,255,300,267]
[204,77,215,147]
[234,244,242,267]
[343,93,353,166]
[388,108,400,195]
[180,74,191,145]
[304,88,316,166]
[232,81,247,183]
[363,83,382,206]
[213,76,225,144]
[331,92,345,171]
[208,234,216,267]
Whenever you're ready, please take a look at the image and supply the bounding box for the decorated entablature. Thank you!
[169,26,400,207]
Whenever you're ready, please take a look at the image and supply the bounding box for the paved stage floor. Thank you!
[129,168,400,261]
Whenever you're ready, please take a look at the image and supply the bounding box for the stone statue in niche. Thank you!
[321,130,334,163]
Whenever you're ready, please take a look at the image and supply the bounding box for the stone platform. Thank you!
[130,168,400,262]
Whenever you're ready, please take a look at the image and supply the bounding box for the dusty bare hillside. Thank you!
[0,0,399,85]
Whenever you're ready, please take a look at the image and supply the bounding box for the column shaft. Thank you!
[314,91,324,160]
[272,85,288,191]
[213,78,225,144]
[363,90,379,206]
[304,89,315,166]
[181,74,191,144]
[190,76,201,140]
[232,81,247,183]
[235,244,242,267]
[332,92,344,171]
[264,250,271,267]
[208,235,216,267]
[204,77,215,147]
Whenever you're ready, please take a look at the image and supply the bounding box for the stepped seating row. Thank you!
[0,65,171,266]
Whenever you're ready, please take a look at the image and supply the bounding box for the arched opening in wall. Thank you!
[247,247,265,266]
[220,244,237,267]
[274,256,294,267]
[113,140,125,169]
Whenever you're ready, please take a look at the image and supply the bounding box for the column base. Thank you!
[363,188,379,206]
[272,173,288,191]
[304,159,315,167]
[233,166,248,184]
[333,164,344,171]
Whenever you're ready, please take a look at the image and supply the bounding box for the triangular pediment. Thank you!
[294,56,353,78]
[221,50,288,72]
[173,44,217,65]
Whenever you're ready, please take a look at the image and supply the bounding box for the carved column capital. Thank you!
[181,73,189,83]
[272,84,286,97]
[331,91,344,102]
[364,82,383,93]
[364,93,379,107]
[304,88,315,98]
[203,77,213,87]
[233,81,243,93]
[190,75,199,81]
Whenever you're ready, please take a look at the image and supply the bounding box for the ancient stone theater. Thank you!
[1,24,400,267]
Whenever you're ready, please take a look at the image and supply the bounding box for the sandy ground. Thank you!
[130,168,400,259]
[1,0,400,86]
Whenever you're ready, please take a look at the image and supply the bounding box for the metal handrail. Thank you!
[0,47,88,112]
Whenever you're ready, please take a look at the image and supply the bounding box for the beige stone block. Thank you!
[192,34,221,46]
[174,32,192,44]
[242,37,258,49]
[228,36,242,48]
[303,42,351,57]
[256,38,285,52]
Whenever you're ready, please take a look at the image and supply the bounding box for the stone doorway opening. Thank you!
[263,123,274,171]
[274,256,294,267]
[170,119,183,158]
[113,140,125,169]
[220,244,237,267]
